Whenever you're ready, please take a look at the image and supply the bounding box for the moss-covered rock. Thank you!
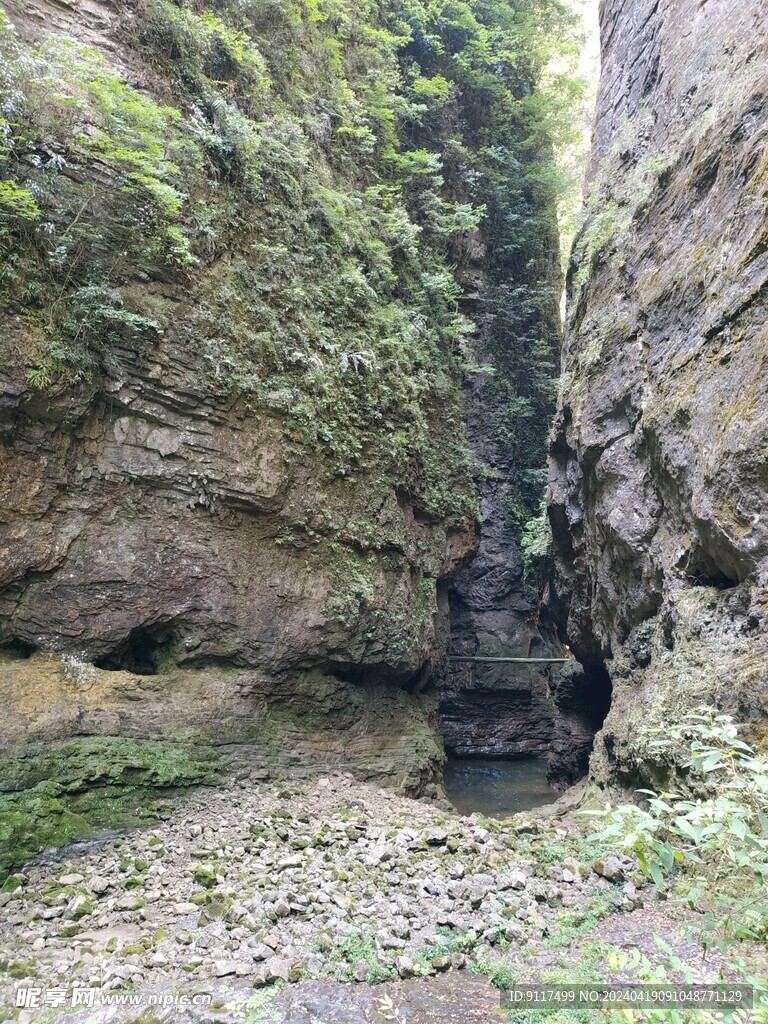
[0,737,218,880]
[193,863,219,889]
[0,783,91,880]
[0,736,217,794]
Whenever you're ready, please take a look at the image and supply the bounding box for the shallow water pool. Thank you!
[443,756,556,818]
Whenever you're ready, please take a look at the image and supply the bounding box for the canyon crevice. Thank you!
[1,0,766,874]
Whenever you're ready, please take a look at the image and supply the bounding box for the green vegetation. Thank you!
[454,713,768,1023]
[591,710,768,1022]
[541,888,625,949]
[0,735,218,791]
[326,929,395,982]
[519,498,553,573]
[238,991,282,1024]
[0,0,583,525]
[0,737,217,879]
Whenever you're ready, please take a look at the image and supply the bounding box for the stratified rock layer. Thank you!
[0,332,466,790]
[550,0,768,788]
[0,0,477,793]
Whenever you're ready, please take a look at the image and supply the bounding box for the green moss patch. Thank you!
[0,737,218,880]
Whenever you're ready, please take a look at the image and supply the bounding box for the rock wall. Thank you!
[443,310,566,764]
[0,0,479,797]
[550,0,768,789]
[0,333,467,791]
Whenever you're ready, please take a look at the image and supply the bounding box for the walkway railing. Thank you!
[448,656,571,664]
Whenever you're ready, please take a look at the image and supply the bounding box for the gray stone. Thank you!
[264,957,291,983]
[59,874,84,886]
[592,856,626,884]
[214,960,239,977]
[171,902,199,915]
[395,955,416,979]
[277,856,304,870]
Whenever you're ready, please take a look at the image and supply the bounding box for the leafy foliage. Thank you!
[327,929,395,982]
[0,0,583,522]
[591,710,768,1022]
[520,498,553,569]
[0,12,198,380]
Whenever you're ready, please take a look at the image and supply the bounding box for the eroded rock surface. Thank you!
[441,128,567,770]
[0,342,470,789]
[550,0,768,787]
[0,0,479,793]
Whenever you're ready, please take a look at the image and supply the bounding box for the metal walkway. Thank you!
[449,656,571,664]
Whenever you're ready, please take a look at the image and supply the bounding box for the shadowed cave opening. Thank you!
[685,546,740,590]
[440,658,613,815]
[95,626,176,676]
[1,638,37,659]
[548,659,613,789]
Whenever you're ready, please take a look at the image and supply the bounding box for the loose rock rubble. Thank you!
[0,773,640,1018]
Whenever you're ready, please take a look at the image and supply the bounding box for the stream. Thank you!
[443,756,556,817]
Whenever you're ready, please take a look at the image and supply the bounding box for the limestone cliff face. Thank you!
[550,0,768,788]
[0,337,470,791]
[0,0,480,795]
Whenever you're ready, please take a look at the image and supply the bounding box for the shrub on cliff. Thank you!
[0,0,583,523]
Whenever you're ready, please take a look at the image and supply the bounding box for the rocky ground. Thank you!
[0,772,751,1023]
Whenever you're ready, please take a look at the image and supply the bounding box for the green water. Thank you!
[443,756,556,818]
